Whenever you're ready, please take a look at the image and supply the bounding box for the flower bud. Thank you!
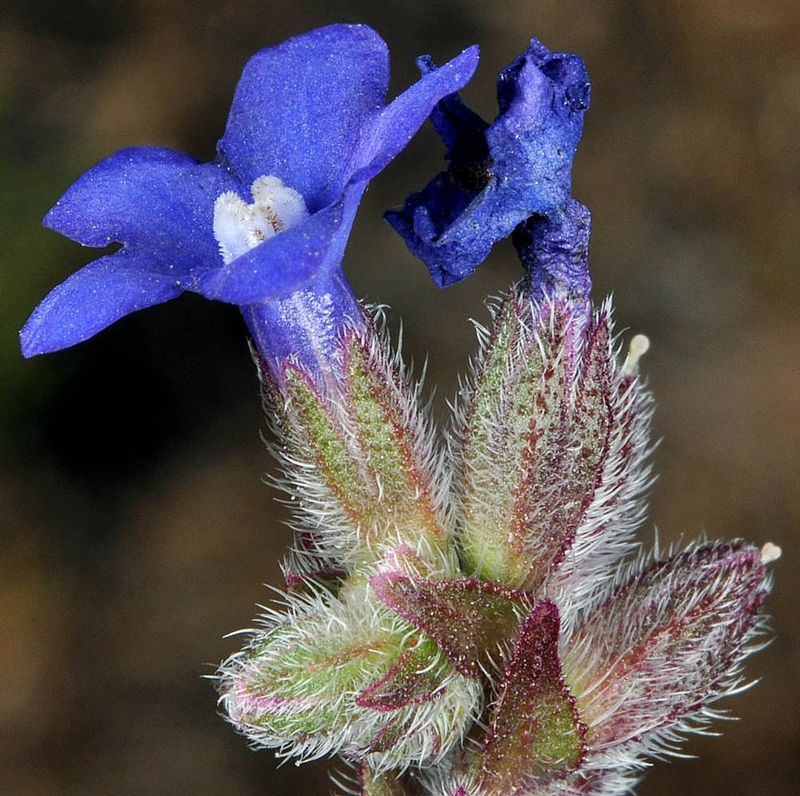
[455,286,652,601]
[275,326,457,578]
[219,580,480,769]
[562,541,774,764]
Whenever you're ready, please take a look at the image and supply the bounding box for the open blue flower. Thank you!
[386,38,590,295]
[21,24,478,372]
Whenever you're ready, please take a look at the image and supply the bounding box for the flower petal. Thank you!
[193,183,365,305]
[385,174,486,287]
[217,24,389,209]
[486,40,589,213]
[20,250,182,357]
[43,147,234,273]
[350,46,480,183]
[423,55,489,157]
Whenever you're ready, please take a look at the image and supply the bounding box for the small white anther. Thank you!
[213,175,309,265]
[760,542,782,565]
[622,333,650,375]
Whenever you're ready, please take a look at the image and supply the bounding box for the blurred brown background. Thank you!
[1,1,798,793]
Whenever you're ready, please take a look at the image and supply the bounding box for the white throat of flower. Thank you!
[213,176,309,265]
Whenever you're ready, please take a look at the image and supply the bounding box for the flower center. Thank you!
[213,176,309,265]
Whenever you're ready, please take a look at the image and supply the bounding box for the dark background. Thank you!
[2,1,798,793]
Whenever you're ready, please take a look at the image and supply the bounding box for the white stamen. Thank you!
[760,542,781,565]
[622,333,650,375]
[213,175,309,265]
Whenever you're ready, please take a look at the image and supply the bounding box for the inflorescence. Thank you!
[21,24,778,796]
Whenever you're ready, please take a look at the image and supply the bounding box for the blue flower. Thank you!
[386,38,590,295]
[21,25,478,372]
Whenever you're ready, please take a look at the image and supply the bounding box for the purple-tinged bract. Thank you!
[479,600,585,792]
[369,574,532,677]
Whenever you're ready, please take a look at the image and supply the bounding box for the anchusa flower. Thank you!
[20,24,478,384]
[22,24,778,796]
[385,38,591,298]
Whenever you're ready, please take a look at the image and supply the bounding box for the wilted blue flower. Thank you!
[21,24,478,376]
[512,197,592,300]
[386,37,590,294]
